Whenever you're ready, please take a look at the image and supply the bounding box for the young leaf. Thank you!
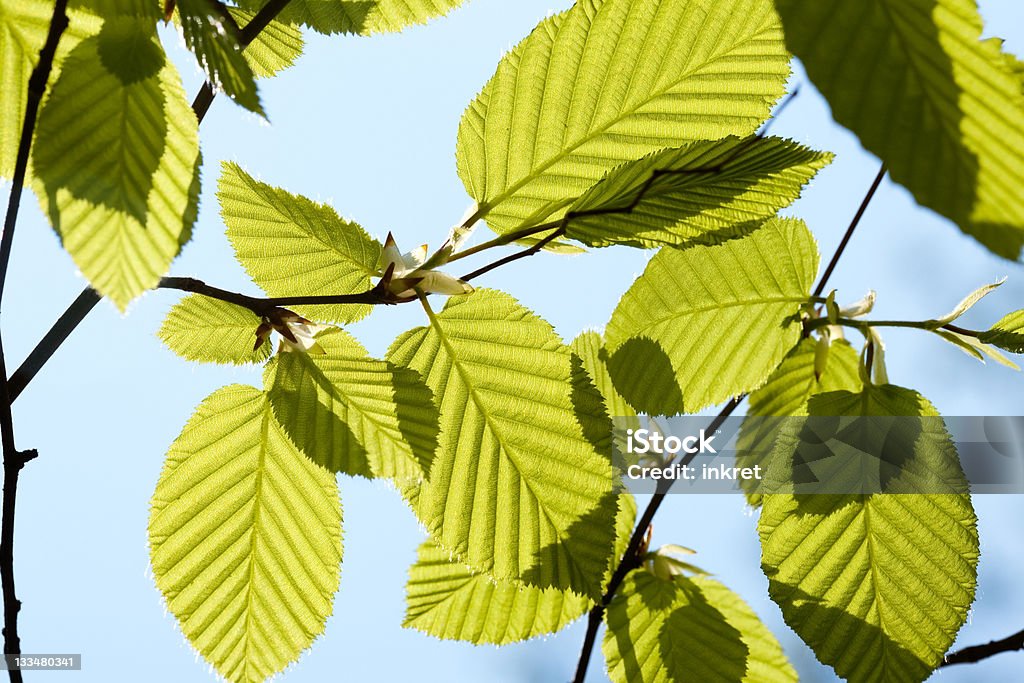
[566,136,833,249]
[70,0,160,18]
[759,386,979,683]
[177,0,262,114]
[737,337,863,506]
[934,328,1020,370]
[218,162,382,324]
[158,294,272,365]
[227,7,304,79]
[0,0,101,178]
[605,218,819,416]
[457,0,791,236]
[388,289,617,599]
[927,278,1006,326]
[979,309,1024,354]
[265,327,439,482]
[31,18,200,310]
[244,0,467,36]
[149,385,342,683]
[773,0,1024,260]
[603,570,797,683]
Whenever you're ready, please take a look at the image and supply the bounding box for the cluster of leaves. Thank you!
[0,0,463,309]
[5,0,1024,681]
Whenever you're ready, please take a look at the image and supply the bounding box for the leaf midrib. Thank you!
[240,399,271,683]
[614,295,808,343]
[423,303,592,586]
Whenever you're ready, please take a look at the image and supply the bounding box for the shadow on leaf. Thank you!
[606,336,684,417]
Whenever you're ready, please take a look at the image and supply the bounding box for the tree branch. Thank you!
[571,162,887,683]
[813,164,886,298]
[157,276,397,312]
[0,0,70,676]
[941,627,1024,667]
[10,0,296,402]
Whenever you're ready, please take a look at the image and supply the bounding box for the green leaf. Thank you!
[177,0,261,114]
[70,0,160,18]
[773,0,1024,260]
[603,570,797,683]
[404,540,591,644]
[979,309,1024,354]
[403,494,638,645]
[605,218,819,416]
[388,289,617,599]
[264,327,438,482]
[571,329,640,461]
[246,0,467,36]
[218,161,382,324]
[1,0,101,178]
[31,18,201,310]
[149,385,342,683]
[227,7,304,79]
[738,337,862,506]
[566,136,832,249]
[158,294,271,365]
[759,385,979,683]
[571,330,637,424]
[457,0,791,236]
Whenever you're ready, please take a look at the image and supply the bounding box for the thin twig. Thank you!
[813,164,886,297]
[8,288,100,405]
[0,0,71,676]
[941,627,1024,667]
[571,398,743,683]
[571,161,888,683]
[157,276,395,312]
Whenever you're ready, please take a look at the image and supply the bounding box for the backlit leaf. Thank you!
[603,570,797,683]
[606,218,819,416]
[388,289,617,599]
[218,161,382,324]
[759,385,978,683]
[566,136,832,249]
[149,385,342,683]
[158,294,271,365]
[31,17,201,310]
[265,327,439,482]
[773,0,1024,259]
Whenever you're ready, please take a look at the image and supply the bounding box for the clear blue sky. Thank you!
[4,1,1024,681]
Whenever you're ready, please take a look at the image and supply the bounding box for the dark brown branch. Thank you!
[941,627,1024,667]
[813,164,886,297]
[0,0,71,677]
[571,398,743,683]
[8,288,100,405]
[157,276,397,313]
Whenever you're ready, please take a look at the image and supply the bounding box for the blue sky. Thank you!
[4,1,1024,681]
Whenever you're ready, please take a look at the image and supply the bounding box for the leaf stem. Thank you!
[0,0,71,676]
[805,316,983,337]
